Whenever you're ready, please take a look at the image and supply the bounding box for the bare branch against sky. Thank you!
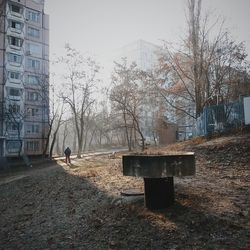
[45,0,250,64]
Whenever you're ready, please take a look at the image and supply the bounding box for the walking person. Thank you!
[64,147,71,164]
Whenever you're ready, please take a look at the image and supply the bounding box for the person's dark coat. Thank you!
[64,147,71,156]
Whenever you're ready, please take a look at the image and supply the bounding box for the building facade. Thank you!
[114,39,160,72]
[114,40,166,144]
[0,0,49,157]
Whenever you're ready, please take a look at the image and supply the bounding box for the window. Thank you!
[27,10,40,23]
[8,53,22,64]
[26,124,39,134]
[9,36,23,47]
[11,123,18,131]
[9,88,21,96]
[6,140,21,153]
[27,27,40,38]
[26,141,39,151]
[27,92,39,101]
[11,5,22,14]
[27,58,40,70]
[9,71,21,80]
[7,122,20,131]
[27,75,39,84]
[9,104,20,113]
[10,20,22,30]
[27,107,39,116]
[27,43,42,56]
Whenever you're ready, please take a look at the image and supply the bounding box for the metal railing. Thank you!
[195,101,245,136]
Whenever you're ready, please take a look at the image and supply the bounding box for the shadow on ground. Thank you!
[0,158,249,249]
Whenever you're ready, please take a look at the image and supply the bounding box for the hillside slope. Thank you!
[0,132,249,249]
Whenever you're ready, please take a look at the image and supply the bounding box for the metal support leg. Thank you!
[144,177,174,209]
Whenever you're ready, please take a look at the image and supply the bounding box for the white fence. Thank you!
[243,97,250,125]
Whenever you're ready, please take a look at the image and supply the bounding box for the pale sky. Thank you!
[45,0,250,68]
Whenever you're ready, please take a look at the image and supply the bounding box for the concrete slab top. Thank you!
[122,153,195,178]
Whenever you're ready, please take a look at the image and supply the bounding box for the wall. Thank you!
[243,97,250,125]
[158,120,177,145]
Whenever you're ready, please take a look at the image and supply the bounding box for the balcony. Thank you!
[6,27,25,39]
[8,74,23,85]
[5,50,24,71]
[6,61,23,69]
[5,130,23,139]
[8,95,21,101]
[5,63,24,75]
[6,35,24,51]
[8,12,24,21]
[6,4,25,22]
[9,44,22,52]
[5,82,24,92]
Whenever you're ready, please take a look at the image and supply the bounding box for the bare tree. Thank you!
[39,73,54,157]
[110,58,146,151]
[93,104,113,148]
[24,64,50,157]
[156,0,249,120]
[58,45,100,158]
[49,104,65,158]
[4,96,25,156]
[61,122,69,156]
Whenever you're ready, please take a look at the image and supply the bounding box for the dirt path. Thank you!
[0,133,249,249]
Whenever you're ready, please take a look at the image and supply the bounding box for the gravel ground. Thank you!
[0,133,250,249]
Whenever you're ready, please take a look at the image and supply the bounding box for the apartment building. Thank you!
[114,39,160,72]
[114,40,164,143]
[0,0,49,157]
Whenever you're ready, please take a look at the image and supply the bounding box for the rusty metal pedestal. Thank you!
[144,177,174,209]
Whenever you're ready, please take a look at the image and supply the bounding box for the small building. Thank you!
[157,118,177,145]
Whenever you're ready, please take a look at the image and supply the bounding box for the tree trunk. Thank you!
[17,123,22,157]
[73,129,77,153]
[77,138,83,158]
[49,131,57,158]
[57,136,61,156]
[43,124,52,157]
[83,124,90,152]
[123,111,132,151]
[88,129,96,150]
[49,112,63,158]
[62,125,68,156]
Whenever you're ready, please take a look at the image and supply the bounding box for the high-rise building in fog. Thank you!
[114,39,164,142]
[0,0,49,157]
[114,39,160,72]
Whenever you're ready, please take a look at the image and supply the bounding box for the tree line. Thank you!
[4,0,250,156]
[32,0,250,156]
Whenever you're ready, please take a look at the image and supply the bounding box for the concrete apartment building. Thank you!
[114,40,171,144]
[0,0,49,157]
[112,40,182,145]
[115,39,160,72]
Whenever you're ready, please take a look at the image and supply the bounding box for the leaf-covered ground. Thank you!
[0,132,249,249]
